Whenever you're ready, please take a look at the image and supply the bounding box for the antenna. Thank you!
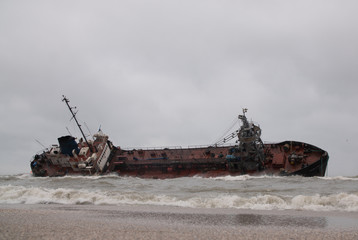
[242,108,248,115]
[66,127,73,136]
[62,95,94,153]
[35,139,46,149]
[84,122,93,140]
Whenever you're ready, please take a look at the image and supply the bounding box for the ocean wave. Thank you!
[0,173,34,181]
[59,173,122,180]
[318,176,358,181]
[2,173,357,182]
[203,175,286,181]
[1,185,357,212]
[0,173,124,181]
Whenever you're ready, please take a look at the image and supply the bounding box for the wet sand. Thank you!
[1,204,357,240]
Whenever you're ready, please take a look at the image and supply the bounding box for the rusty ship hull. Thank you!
[31,140,328,178]
[110,141,328,178]
[30,98,329,178]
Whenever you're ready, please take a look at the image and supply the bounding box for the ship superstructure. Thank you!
[31,96,116,177]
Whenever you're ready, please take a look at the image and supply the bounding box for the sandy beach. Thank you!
[0,204,357,240]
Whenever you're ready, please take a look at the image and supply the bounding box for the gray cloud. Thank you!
[1,0,357,176]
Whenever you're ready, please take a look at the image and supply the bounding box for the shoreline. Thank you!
[1,204,358,239]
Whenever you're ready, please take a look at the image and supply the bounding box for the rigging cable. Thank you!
[213,117,240,145]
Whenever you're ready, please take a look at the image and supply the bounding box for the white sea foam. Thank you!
[1,185,357,211]
[204,175,284,181]
[0,173,35,180]
[318,176,358,181]
[0,173,122,181]
[2,174,357,182]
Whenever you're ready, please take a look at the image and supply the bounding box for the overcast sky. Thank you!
[1,0,357,176]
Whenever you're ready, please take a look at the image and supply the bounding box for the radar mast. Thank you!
[62,95,94,153]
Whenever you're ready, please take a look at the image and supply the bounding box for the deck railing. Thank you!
[121,142,237,151]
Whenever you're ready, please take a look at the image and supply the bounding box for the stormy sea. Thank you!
[1,174,358,239]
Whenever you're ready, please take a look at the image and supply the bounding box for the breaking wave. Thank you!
[1,185,357,212]
[0,173,121,181]
[197,175,358,182]
[205,175,285,181]
[318,176,358,181]
[1,174,358,182]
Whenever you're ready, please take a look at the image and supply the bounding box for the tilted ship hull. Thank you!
[111,141,328,178]
[30,98,329,178]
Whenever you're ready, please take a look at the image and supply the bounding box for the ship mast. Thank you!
[62,95,94,153]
